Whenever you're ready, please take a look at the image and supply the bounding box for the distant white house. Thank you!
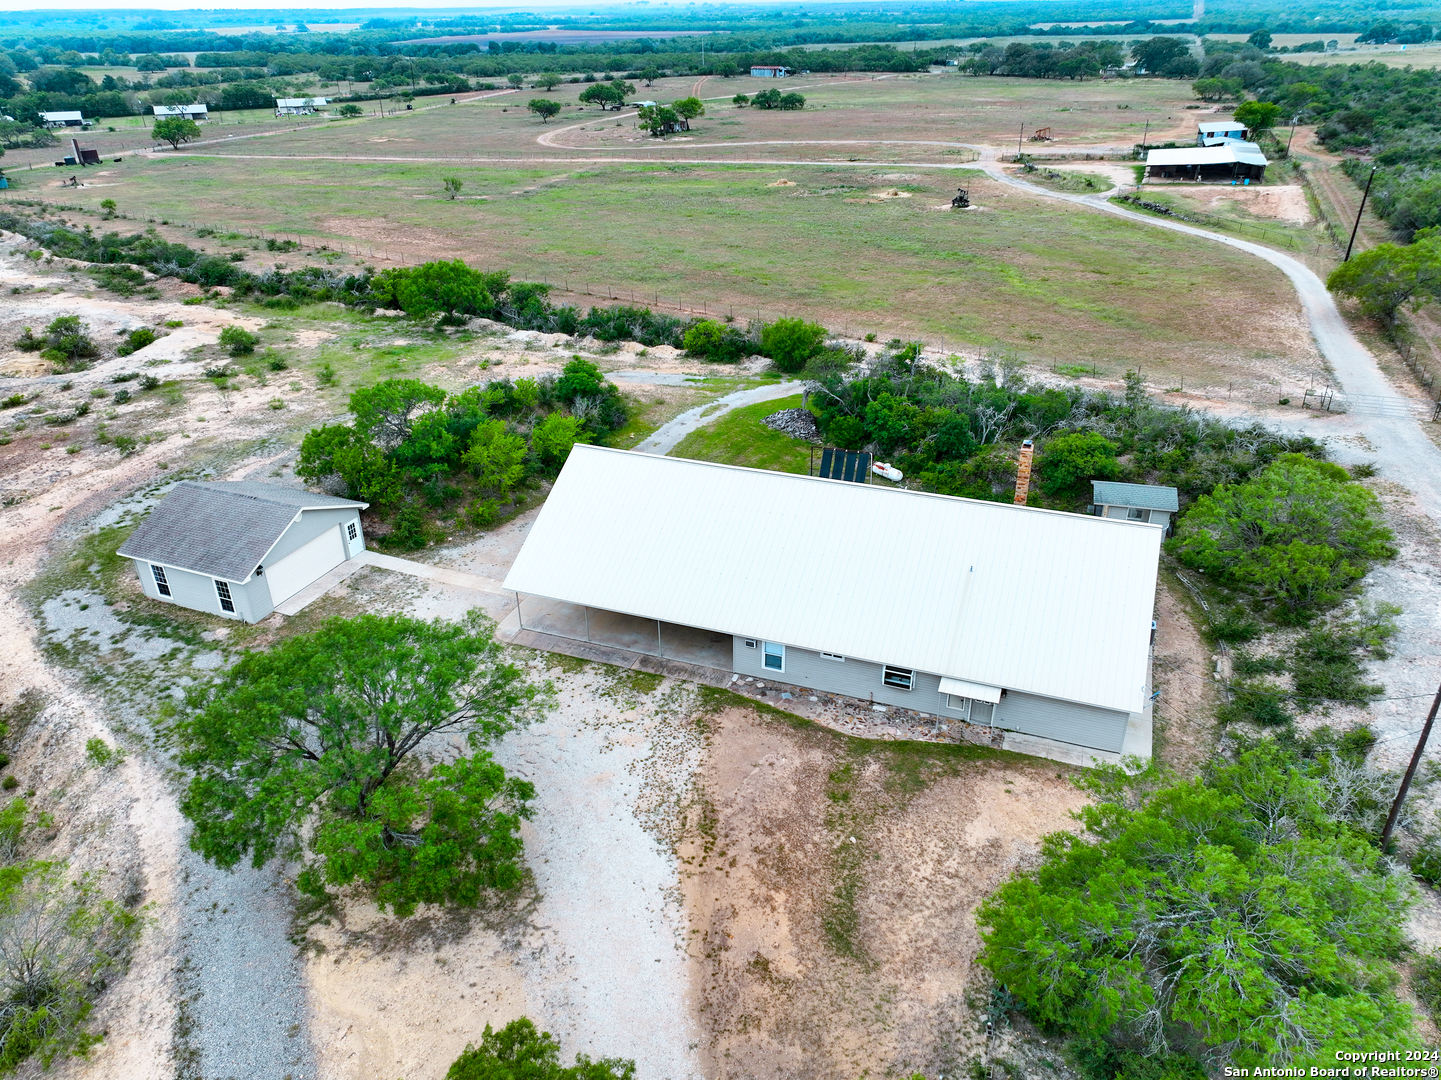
[1198,119,1248,145]
[39,111,87,129]
[152,103,208,121]
[274,97,328,116]
[1145,144,1268,182]
[750,65,790,77]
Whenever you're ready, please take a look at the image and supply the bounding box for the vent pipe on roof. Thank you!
[1013,440,1034,505]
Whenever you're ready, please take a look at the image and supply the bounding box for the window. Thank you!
[883,666,914,691]
[820,652,845,662]
[215,579,235,613]
[743,639,757,649]
[945,695,971,718]
[763,641,784,672]
[151,565,171,597]
[1127,507,1147,521]
[347,521,358,541]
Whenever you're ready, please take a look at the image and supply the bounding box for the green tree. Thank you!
[506,73,524,88]
[672,96,705,129]
[732,93,749,106]
[462,419,528,495]
[977,744,1416,1070]
[150,116,201,149]
[1326,232,1441,329]
[98,198,116,218]
[752,88,781,109]
[296,424,404,506]
[1171,454,1395,619]
[1247,28,1274,49]
[577,83,629,111]
[22,315,97,371]
[443,177,463,200]
[637,103,681,137]
[394,260,495,322]
[335,103,363,118]
[446,1017,635,1080]
[531,412,589,469]
[863,393,920,454]
[1130,36,1190,74]
[527,98,562,123]
[760,317,828,372]
[349,378,449,449]
[1191,77,1242,102]
[177,613,546,914]
[778,92,806,110]
[1234,99,1283,136]
[639,65,661,87]
[534,72,562,91]
[0,861,143,1071]
[1038,432,1120,498]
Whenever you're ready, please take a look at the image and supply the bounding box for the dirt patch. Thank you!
[683,706,1087,1078]
[1203,184,1313,224]
[1152,574,1219,775]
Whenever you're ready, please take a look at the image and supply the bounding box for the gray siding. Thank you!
[994,691,1128,753]
[132,559,269,622]
[732,637,1127,751]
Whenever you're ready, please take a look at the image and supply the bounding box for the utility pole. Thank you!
[1284,116,1297,157]
[1381,681,1441,852]
[1016,123,1024,159]
[1344,166,1377,262]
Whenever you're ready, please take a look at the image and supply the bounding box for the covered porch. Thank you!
[514,594,734,670]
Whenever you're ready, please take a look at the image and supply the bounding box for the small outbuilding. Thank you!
[274,97,328,116]
[1145,144,1267,182]
[750,66,791,77]
[117,481,368,623]
[504,447,1163,759]
[1092,481,1179,530]
[39,111,87,129]
[1198,119,1248,145]
[153,103,209,121]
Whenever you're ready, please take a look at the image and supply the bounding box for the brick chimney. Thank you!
[1014,440,1034,505]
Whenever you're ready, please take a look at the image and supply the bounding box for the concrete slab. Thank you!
[359,550,505,593]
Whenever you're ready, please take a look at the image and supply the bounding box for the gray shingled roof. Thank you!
[117,481,364,582]
[1091,481,1180,513]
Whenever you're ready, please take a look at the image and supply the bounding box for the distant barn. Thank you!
[1198,119,1248,145]
[39,111,87,129]
[153,103,209,121]
[274,97,328,116]
[1145,144,1267,182]
[750,65,790,77]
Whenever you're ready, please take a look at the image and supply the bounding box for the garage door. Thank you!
[265,526,346,605]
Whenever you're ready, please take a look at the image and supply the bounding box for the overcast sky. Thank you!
[0,1,727,12]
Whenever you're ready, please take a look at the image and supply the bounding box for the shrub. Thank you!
[445,1018,635,1080]
[125,327,157,352]
[21,317,98,372]
[219,325,258,356]
[83,738,124,768]
[682,318,751,362]
[139,375,160,391]
[760,317,827,373]
[1038,432,1121,499]
[388,504,429,550]
[0,778,16,792]
[112,389,131,405]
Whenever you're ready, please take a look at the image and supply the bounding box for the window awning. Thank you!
[938,677,1003,703]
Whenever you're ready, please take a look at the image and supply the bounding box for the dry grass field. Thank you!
[1,73,1321,380]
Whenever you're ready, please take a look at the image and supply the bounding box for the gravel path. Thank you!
[634,380,805,456]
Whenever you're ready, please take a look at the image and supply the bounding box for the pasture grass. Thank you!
[670,393,813,473]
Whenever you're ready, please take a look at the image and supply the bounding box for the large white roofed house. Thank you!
[503,446,1163,757]
[118,481,367,623]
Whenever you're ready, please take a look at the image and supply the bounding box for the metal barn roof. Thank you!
[1198,119,1247,133]
[1092,481,1179,512]
[503,447,1163,713]
[1147,145,1269,168]
[118,481,364,582]
[40,111,83,121]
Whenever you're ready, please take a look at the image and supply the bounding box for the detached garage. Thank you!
[118,481,367,622]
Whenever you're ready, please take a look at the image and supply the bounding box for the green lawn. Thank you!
[670,394,814,474]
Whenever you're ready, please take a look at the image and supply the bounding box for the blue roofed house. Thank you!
[117,481,367,622]
[1091,480,1179,530]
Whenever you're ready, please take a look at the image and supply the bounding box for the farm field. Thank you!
[2,72,1322,389]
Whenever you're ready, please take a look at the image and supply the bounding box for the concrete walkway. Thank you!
[276,550,507,617]
[634,380,805,456]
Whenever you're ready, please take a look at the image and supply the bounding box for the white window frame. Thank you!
[151,564,171,597]
[1127,507,1147,521]
[945,694,972,719]
[820,652,845,662]
[883,665,914,691]
[763,641,785,672]
[215,579,235,613]
[743,638,757,649]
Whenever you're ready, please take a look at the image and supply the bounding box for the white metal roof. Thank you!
[503,447,1162,713]
[1198,119,1246,133]
[1147,144,1268,168]
[153,104,208,116]
[40,111,83,121]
